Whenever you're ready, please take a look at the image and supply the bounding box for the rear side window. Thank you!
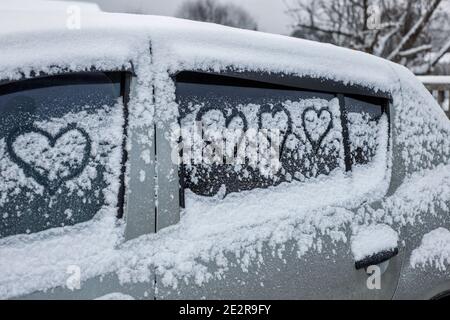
[176,74,347,198]
[0,72,127,238]
[345,95,387,166]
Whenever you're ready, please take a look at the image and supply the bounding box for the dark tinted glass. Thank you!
[345,95,385,166]
[176,79,346,198]
[0,73,124,238]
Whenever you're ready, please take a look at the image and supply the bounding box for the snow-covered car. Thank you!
[1,10,450,300]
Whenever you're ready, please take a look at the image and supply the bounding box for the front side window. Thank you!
[0,72,127,238]
[176,73,347,198]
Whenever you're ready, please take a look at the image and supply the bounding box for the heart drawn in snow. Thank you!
[196,106,248,156]
[196,106,248,132]
[257,104,292,157]
[6,124,91,194]
[302,107,333,153]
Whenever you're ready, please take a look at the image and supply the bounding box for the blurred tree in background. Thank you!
[176,0,258,31]
[286,0,450,74]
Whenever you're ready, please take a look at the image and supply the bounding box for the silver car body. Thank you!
[0,11,449,300]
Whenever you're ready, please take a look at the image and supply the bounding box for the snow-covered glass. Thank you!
[0,73,125,238]
[345,96,386,166]
[176,78,346,198]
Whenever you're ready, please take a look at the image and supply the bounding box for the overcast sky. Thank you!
[59,0,293,35]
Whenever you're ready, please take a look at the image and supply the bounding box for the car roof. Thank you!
[0,10,400,94]
[0,0,101,12]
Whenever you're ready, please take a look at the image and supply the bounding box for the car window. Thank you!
[176,74,346,199]
[0,72,127,238]
[344,95,387,166]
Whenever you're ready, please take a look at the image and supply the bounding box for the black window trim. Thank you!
[117,71,132,219]
[174,70,392,100]
[0,64,135,87]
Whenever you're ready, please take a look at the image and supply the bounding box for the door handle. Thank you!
[355,248,399,270]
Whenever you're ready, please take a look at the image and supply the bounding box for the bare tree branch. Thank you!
[431,39,450,66]
[399,44,433,57]
[386,0,442,61]
[293,23,357,39]
[176,0,258,30]
[286,0,450,73]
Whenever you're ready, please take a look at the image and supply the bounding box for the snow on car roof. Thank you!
[0,0,101,12]
[0,11,396,93]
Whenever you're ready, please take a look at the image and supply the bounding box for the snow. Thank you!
[441,52,450,64]
[0,107,391,297]
[0,210,124,298]
[0,10,449,298]
[417,76,450,85]
[95,292,135,300]
[411,228,450,271]
[0,12,394,93]
[347,112,383,164]
[10,128,89,185]
[393,65,450,174]
[0,102,125,237]
[178,97,346,189]
[1,1,101,13]
[351,224,398,261]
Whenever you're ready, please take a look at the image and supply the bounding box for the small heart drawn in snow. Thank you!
[302,107,333,153]
[257,104,292,157]
[6,124,91,194]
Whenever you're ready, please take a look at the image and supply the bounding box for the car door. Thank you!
[389,74,450,300]
[0,71,156,300]
[152,70,402,299]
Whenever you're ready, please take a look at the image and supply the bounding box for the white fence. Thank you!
[418,76,450,118]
